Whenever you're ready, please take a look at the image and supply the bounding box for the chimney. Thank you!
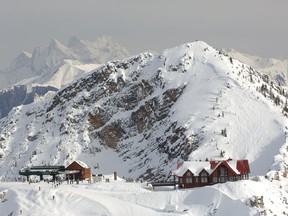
[114,171,117,180]
[210,160,217,169]
[177,161,184,169]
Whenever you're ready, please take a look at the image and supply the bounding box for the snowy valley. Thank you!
[1,40,288,215]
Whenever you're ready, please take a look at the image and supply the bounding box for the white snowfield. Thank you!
[0,176,287,216]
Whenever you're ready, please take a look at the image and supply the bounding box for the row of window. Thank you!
[179,176,208,184]
[179,174,248,184]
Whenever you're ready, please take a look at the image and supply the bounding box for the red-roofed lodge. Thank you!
[172,159,250,188]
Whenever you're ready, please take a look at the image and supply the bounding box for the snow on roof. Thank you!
[174,161,211,176]
[210,160,239,175]
[227,160,240,175]
[74,160,89,169]
[174,159,249,177]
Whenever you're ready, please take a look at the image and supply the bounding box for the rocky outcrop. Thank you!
[97,122,126,149]
[0,85,57,119]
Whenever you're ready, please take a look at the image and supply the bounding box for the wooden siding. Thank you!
[177,161,250,189]
[66,161,91,180]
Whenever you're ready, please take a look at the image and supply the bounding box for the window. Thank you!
[242,174,248,180]
[218,167,228,182]
[184,171,193,184]
[194,177,198,183]
[200,172,208,183]
[213,177,218,183]
[219,167,228,176]
[228,176,235,181]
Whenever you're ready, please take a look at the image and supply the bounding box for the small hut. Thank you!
[65,161,91,181]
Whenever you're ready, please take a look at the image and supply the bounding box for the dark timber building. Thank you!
[172,159,250,188]
[19,160,91,181]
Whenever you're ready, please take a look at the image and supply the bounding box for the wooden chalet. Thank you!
[66,160,91,181]
[172,159,250,188]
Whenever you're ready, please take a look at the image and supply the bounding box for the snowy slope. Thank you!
[1,176,288,216]
[224,48,288,85]
[17,60,100,89]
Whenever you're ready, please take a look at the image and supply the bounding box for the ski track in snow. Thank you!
[1,178,287,216]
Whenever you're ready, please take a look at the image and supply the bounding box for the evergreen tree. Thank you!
[221,128,227,137]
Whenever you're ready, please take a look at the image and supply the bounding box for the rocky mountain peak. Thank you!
[67,36,83,49]
[9,51,32,71]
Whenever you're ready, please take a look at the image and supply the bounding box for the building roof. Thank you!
[75,160,89,168]
[173,159,250,177]
[67,160,90,169]
[236,160,250,174]
[210,160,239,176]
[29,166,65,170]
[173,161,211,176]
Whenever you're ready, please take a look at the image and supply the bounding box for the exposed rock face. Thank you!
[131,87,185,134]
[88,107,109,130]
[97,122,126,149]
[42,51,200,181]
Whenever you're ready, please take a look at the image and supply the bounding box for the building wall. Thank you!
[83,168,91,179]
[66,162,91,180]
[178,164,249,188]
[210,165,238,183]
[179,170,210,188]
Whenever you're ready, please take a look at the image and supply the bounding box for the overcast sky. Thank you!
[0,0,287,69]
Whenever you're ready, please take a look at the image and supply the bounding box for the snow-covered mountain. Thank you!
[0,36,130,89]
[223,48,288,85]
[0,36,130,119]
[1,41,288,214]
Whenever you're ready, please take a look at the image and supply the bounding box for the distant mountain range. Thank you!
[223,48,288,85]
[0,36,130,89]
[0,36,131,119]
